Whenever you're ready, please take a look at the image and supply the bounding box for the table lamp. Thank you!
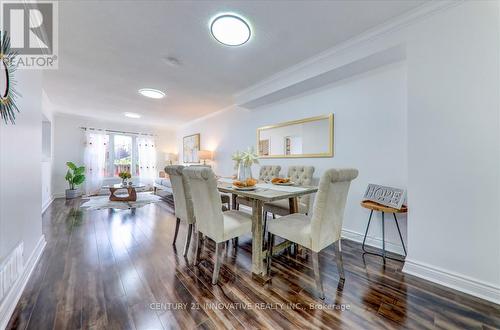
[198,150,213,165]
[165,153,178,165]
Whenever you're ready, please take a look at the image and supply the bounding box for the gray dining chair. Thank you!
[263,165,315,217]
[165,165,196,257]
[166,165,231,257]
[266,168,358,299]
[183,166,252,285]
[262,166,314,243]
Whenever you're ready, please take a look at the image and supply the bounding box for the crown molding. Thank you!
[235,0,460,100]
[179,0,460,128]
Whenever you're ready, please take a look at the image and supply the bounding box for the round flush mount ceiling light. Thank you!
[124,112,141,119]
[210,14,251,46]
[138,88,165,99]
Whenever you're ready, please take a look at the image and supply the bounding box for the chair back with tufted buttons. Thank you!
[310,168,358,251]
[183,166,225,242]
[259,165,281,181]
[287,166,315,206]
[165,165,195,224]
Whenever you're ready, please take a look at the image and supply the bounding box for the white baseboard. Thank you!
[403,259,500,305]
[41,196,54,214]
[341,228,406,256]
[0,236,46,330]
[52,192,65,199]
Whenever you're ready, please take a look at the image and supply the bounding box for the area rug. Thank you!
[80,192,162,211]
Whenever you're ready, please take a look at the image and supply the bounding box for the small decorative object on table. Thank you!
[271,177,294,186]
[363,183,406,209]
[118,171,132,186]
[233,178,257,190]
[65,162,86,199]
[232,147,259,181]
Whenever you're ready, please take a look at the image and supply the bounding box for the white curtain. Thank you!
[84,131,107,195]
[137,135,157,186]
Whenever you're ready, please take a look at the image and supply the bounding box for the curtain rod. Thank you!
[79,126,155,137]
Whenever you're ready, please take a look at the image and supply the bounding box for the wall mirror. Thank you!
[257,114,333,158]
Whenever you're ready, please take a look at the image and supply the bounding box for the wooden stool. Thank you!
[360,200,407,263]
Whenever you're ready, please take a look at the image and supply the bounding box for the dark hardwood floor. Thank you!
[7,197,500,330]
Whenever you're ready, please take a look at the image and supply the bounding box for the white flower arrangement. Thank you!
[232,147,259,169]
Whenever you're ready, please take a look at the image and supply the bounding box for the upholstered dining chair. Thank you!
[266,168,358,299]
[189,164,230,209]
[235,165,281,210]
[165,165,196,257]
[262,165,315,241]
[183,166,252,285]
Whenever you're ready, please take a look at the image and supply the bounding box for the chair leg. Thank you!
[212,242,224,285]
[194,231,203,265]
[183,224,193,257]
[173,218,181,246]
[232,237,239,250]
[333,240,345,280]
[311,251,325,299]
[266,233,274,275]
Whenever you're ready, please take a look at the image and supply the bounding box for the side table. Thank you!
[360,200,407,263]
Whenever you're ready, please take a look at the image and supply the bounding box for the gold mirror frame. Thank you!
[256,113,334,159]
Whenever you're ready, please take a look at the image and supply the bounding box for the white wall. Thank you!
[178,2,500,302]
[179,62,408,254]
[0,70,44,265]
[41,91,54,211]
[403,1,500,301]
[52,113,177,196]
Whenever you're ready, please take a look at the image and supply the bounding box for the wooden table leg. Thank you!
[289,197,299,214]
[251,199,265,277]
[231,193,238,210]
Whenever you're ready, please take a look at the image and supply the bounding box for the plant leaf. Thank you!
[65,170,73,182]
[66,162,76,170]
[74,166,85,175]
[72,174,85,186]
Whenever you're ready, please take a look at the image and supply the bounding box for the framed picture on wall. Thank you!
[183,133,200,163]
[258,139,270,156]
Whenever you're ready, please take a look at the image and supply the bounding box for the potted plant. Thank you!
[65,162,85,199]
[118,171,132,185]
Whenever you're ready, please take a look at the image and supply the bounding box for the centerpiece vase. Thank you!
[237,163,252,181]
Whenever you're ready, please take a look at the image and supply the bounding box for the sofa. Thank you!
[154,171,175,208]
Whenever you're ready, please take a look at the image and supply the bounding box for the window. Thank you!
[99,133,149,178]
[113,135,133,176]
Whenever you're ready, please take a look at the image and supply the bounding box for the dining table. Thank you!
[217,178,318,279]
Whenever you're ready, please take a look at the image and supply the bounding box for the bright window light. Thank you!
[210,14,251,46]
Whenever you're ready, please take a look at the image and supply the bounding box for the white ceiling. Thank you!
[43,0,426,127]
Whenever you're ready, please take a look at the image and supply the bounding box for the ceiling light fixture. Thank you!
[210,14,251,46]
[138,88,165,99]
[124,112,141,119]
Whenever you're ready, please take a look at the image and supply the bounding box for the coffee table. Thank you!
[102,183,146,202]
